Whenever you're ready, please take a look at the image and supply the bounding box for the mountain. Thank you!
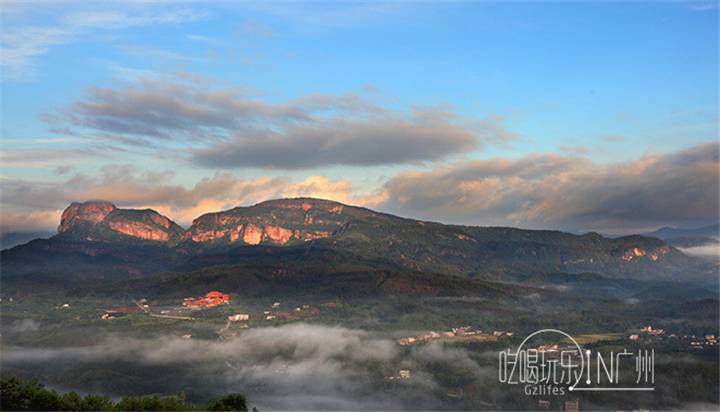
[1,198,716,296]
[181,198,354,246]
[0,202,186,284]
[645,223,719,240]
[643,223,719,248]
[178,198,709,282]
[0,231,53,249]
[57,201,185,243]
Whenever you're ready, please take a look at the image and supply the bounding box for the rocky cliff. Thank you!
[181,198,374,246]
[58,201,185,243]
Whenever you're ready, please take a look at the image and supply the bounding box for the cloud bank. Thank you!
[0,165,386,233]
[52,76,515,169]
[382,142,720,233]
[1,142,716,236]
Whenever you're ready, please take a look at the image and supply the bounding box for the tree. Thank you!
[207,394,248,412]
[0,377,251,412]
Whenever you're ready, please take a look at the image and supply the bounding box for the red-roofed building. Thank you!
[182,291,231,308]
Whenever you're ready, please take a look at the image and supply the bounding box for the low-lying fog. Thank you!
[679,242,720,260]
[1,323,494,410]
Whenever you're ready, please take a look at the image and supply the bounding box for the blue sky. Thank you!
[1,1,718,234]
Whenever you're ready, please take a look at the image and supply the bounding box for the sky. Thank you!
[1,0,718,236]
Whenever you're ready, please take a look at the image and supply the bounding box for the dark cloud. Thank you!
[192,109,479,169]
[54,76,516,168]
[63,78,305,139]
[381,142,719,233]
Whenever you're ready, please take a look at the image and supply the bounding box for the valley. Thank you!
[1,198,718,410]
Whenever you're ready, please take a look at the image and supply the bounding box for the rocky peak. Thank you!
[57,201,184,243]
[59,201,117,233]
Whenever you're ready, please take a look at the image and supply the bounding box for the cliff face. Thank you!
[181,198,372,246]
[58,201,184,243]
[58,201,116,233]
[55,198,371,246]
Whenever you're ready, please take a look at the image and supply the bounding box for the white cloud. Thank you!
[0,6,206,81]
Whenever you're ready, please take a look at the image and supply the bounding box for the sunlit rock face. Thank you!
[57,201,184,243]
[108,221,170,242]
[242,224,263,245]
[149,213,173,229]
[621,245,672,262]
[58,201,116,233]
[182,198,370,246]
[263,225,292,245]
[228,225,244,242]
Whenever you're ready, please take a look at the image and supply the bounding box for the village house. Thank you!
[563,399,580,412]
[182,291,231,308]
[452,326,472,335]
[640,325,665,335]
[537,344,560,353]
[228,314,250,322]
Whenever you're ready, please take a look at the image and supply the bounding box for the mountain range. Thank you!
[2,198,716,299]
[643,223,720,248]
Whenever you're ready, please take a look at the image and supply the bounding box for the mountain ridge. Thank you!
[642,223,720,249]
[52,198,689,251]
[3,197,710,286]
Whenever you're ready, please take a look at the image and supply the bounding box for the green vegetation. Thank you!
[0,377,249,411]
